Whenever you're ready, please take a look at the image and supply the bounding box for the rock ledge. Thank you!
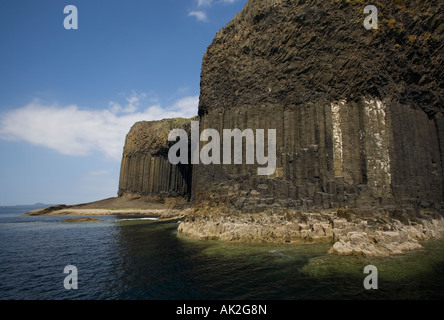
[178,205,444,257]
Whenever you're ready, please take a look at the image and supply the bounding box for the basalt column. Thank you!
[118,118,194,198]
[191,0,444,211]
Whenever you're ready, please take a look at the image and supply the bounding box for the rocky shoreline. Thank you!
[177,205,444,257]
[26,197,444,257]
[23,194,192,221]
[94,0,444,259]
[25,193,444,257]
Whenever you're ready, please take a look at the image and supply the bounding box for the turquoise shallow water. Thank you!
[0,207,443,300]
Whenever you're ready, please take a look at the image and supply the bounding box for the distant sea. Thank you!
[0,205,443,300]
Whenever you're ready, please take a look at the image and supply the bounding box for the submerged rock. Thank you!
[178,206,444,257]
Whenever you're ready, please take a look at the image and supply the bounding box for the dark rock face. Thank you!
[199,0,442,115]
[118,0,443,215]
[118,118,195,198]
[116,0,444,255]
[191,0,444,212]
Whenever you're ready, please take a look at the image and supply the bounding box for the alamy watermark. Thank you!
[364,265,378,290]
[63,5,78,30]
[64,265,78,290]
[62,4,377,31]
[364,5,378,30]
[168,121,277,176]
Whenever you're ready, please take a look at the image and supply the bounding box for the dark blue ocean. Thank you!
[1,206,443,300]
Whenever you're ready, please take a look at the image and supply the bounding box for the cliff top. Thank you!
[123,117,197,156]
[201,0,443,116]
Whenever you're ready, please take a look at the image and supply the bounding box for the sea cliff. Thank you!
[173,0,444,256]
[31,0,444,257]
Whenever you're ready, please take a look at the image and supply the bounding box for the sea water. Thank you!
[0,206,443,300]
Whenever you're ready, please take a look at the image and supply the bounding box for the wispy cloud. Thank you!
[189,0,240,22]
[109,90,149,113]
[188,10,208,22]
[0,93,198,161]
[197,0,236,7]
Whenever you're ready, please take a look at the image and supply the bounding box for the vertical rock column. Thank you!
[118,119,195,198]
[362,98,393,201]
[118,154,190,196]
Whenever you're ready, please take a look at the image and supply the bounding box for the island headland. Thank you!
[28,0,444,257]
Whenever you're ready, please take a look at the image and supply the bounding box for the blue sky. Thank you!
[0,0,247,206]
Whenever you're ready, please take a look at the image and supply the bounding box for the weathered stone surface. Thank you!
[116,0,444,256]
[178,206,444,256]
[192,0,444,211]
[200,0,442,115]
[118,118,196,198]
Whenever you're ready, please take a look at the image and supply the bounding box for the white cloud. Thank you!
[190,0,239,22]
[197,0,236,7]
[188,10,208,22]
[169,96,200,115]
[109,90,148,113]
[0,93,198,161]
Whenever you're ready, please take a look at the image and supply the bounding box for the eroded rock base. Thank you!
[178,205,444,257]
